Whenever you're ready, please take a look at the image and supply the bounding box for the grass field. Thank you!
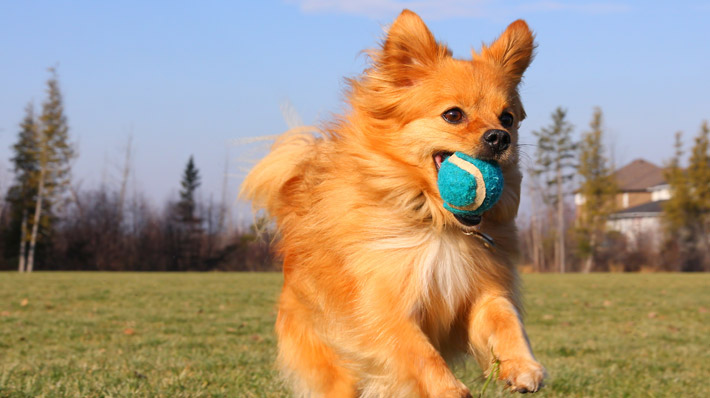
[1,272,709,397]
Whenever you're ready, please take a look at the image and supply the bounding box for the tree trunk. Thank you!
[69,184,83,219]
[693,220,710,271]
[119,135,132,214]
[556,166,565,273]
[700,220,710,256]
[531,216,540,272]
[529,193,543,272]
[218,151,229,237]
[18,209,28,272]
[582,230,597,273]
[27,167,46,273]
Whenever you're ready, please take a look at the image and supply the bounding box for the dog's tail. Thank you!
[240,127,319,218]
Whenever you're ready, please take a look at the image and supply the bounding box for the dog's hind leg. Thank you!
[276,291,358,398]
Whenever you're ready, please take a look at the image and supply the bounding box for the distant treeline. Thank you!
[2,68,277,272]
[4,71,709,273]
[0,184,277,272]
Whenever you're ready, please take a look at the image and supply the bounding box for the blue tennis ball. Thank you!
[437,152,504,217]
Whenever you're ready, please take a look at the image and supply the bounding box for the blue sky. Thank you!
[1,0,709,217]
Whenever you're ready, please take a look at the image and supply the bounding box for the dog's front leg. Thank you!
[352,285,471,398]
[367,315,471,398]
[468,294,544,393]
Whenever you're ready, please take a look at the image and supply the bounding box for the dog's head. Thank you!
[347,10,534,230]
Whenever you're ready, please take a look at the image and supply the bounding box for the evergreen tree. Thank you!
[576,107,616,273]
[687,121,710,256]
[173,155,202,270]
[39,68,74,193]
[663,132,693,233]
[178,155,201,223]
[6,68,75,272]
[7,103,41,272]
[531,107,577,272]
[662,128,709,271]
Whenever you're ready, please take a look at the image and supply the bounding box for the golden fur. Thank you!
[241,10,544,398]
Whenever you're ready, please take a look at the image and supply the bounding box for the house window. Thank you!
[652,188,671,201]
[623,193,629,208]
[574,193,585,205]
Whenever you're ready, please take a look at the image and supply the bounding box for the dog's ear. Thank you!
[377,9,448,86]
[477,20,535,85]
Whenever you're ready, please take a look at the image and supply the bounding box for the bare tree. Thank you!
[118,135,133,214]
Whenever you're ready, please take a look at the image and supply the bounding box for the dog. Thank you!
[241,9,544,398]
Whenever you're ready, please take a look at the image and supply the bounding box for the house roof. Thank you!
[609,200,666,219]
[613,159,666,192]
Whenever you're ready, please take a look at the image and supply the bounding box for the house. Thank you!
[575,159,669,248]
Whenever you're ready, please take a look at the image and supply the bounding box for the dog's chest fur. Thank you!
[363,228,480,337]
[415,231,476,313]
[394,230,479,351]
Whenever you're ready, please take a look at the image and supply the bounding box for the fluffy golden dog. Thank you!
[241,9,543,398]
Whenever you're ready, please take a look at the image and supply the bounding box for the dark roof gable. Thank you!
[613,159,666,192]
[610,200,666,218]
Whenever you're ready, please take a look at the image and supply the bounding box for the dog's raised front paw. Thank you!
[498,358,545,393]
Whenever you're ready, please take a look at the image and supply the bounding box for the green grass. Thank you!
[1,273,709,397]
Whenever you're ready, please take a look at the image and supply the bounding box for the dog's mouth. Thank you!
[433,151,453,172]
[432,151,482,228]
[453,213,482,227]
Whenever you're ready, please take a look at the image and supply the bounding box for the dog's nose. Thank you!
[482,129,511,154]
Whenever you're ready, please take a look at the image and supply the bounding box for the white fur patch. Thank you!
[415,231,474,318]
[367,230,475,319]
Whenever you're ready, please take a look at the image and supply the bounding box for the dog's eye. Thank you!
[499,112,514,128]
[442,108,465,124]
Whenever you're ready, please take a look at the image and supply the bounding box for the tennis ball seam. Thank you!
[446,154,487,211]
[437,151,504,217]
